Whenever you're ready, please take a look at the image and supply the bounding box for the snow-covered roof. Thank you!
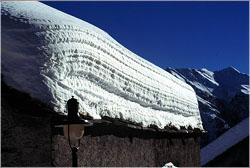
[200,117,249,165]
[1,1,203,131]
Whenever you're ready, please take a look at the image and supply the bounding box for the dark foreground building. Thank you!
[200,116,249,167]
[205,136,249,167]
[2,81,201,167]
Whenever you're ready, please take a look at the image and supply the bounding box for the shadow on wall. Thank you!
[1,75,54,167]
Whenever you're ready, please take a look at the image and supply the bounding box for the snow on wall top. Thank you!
[1,1,203,130]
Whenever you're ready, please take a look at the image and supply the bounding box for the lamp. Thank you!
[56,96,92,167]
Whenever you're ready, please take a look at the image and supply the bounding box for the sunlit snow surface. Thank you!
[163,162,178,168]
[1,1,203,130]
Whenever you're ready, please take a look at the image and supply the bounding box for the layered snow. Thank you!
[200,117,249,165]
[1,1,203,130]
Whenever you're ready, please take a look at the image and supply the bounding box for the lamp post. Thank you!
[58,96,92,167]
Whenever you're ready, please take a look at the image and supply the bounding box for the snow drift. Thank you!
[1,1,203,130]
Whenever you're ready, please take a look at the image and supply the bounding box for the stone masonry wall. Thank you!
[52,123,201,167]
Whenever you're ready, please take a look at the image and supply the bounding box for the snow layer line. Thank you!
[1,1,203,130]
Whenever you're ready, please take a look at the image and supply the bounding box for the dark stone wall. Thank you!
[1,77,55,166]
[1,89,52,166]
[52,123,201,167]
[205,136,249,167]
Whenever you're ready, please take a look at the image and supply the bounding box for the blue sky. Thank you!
[42,1,249,74]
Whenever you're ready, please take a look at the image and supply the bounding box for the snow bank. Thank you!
[1,1,203,130]
[200,117,249,165]
[163,162,178,168]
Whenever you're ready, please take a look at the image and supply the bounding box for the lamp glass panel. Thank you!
[63,124,84,141]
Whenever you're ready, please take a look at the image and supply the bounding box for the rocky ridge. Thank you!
[166,67,249,146]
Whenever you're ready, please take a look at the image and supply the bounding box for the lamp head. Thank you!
[63,96,92,140]
[65,96,91,125]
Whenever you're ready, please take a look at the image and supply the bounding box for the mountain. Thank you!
[166,67,249,146]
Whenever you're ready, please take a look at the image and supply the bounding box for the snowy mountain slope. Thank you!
[213,67,249,101]
[200,117,249,166]
[166,67,249,145]
[1,1,203,130]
